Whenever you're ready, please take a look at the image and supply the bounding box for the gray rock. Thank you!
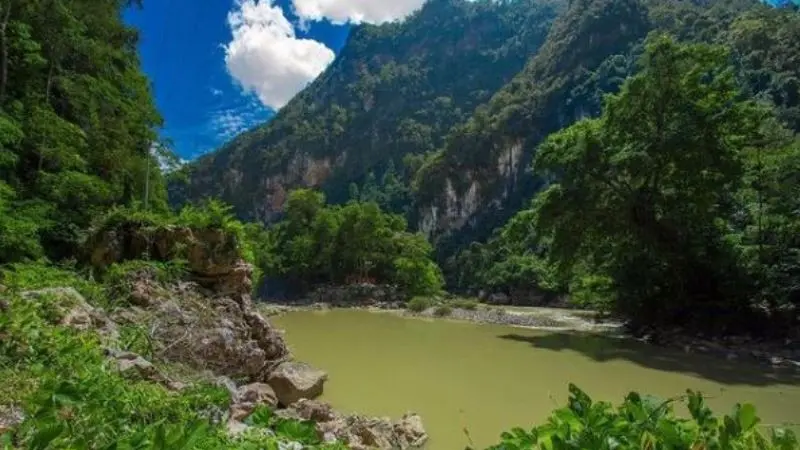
[267,362,328,406]
[279,399,428,449]
[235,382,278,407]
[0,405,24,435]
[214,376,239,397]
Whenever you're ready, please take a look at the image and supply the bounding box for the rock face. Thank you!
[278,399,428,449]
[267,362,328,406]
[110,270,289,381]
[86,224,251,296]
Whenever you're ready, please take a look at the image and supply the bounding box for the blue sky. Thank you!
[124,1,349,160]
[124,0,428,161]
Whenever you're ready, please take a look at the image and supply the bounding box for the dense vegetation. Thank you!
[419,0,800,249]
[0,0,172,263]
[451,32,800,336]
[251,189,443,297]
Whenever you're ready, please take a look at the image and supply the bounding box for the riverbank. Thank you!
[258,301,800,371]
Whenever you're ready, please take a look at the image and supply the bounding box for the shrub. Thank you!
[433,304,453,317]
[0,262,104,305]
[482,384,798,450]
[450,298,479,310]
[406,296,435,312]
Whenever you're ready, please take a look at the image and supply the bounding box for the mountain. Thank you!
[174,0,800,260]
[172,0,566,222]
[414,0,800,255]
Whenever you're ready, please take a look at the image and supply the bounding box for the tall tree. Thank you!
[532,34,775,332]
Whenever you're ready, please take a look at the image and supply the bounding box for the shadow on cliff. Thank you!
[497,332,800,387]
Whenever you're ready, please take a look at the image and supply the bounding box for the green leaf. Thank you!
[736,403,759,431]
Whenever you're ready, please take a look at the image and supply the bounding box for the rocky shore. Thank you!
[76,225,431,448]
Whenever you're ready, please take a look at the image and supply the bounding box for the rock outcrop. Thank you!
[86,223,252,297]
[267,362,328,406]
[83,222,291,381]
[277,399,428,449]
[108,267,289,381]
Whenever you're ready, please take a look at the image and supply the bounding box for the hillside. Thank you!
[171,0,566,222]
[415,0,800,255]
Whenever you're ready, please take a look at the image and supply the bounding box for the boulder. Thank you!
[235,382,278,407]
[106,349,166,383]
[229,382,279,421]
[394,414,428,448]
[267,362,328,406]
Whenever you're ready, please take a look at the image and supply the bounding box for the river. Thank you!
[271,309,800,449]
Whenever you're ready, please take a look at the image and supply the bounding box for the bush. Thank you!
[449,298,479,310]
[482,384,798,450]
[406,296,435,312]
[433,304,453,317]
[0,262,104,305]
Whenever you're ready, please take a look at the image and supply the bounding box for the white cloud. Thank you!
[291,0,426,24]
[210,87,224,96]
[224,0,335,110]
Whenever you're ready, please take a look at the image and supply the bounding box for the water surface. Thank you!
[272,309,800,449]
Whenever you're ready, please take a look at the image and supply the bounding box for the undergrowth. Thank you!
[0,266,344,450]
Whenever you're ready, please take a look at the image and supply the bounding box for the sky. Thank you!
[124,0,429,161]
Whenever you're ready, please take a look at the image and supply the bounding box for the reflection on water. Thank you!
[272,309,800,450]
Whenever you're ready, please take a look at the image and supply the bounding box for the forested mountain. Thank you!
[171,0,566,222]
[176,0,799,249]
[173,0,800,332]
[416,0,800,254]
[0,0,168,262]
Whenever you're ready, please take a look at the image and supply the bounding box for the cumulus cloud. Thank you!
[224,0,335,110]
[291,0,426,24]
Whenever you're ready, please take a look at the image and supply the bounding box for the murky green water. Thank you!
[271,309,800,449]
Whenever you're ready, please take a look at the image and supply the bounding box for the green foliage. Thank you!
[433,304,453,317]
[531,34,788,332]
[406,296,436,313]
[0,262,103,304]
[261,189,443,296]
[447,209,563,296]
[0,0,171,262]
[0,182,49,263]
[449,298,479,311]
[482,384,798,450]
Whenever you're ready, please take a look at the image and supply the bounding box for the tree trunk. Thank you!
[0,0,12,104]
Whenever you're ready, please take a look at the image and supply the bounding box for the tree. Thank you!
[532,34,774,332]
